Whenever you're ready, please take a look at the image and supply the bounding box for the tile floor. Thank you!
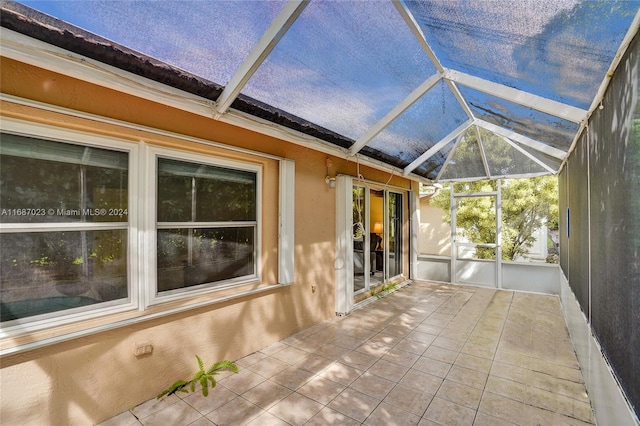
[98,281,594,426]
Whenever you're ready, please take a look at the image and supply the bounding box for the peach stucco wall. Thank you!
[0,58,413,424]
[419,197,451,256]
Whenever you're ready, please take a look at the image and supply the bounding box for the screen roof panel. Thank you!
[366,80,468,167]
[240,0,438,142]
[459,86,580,152]
[481,131,549,177]
[17,0,287,86]
[405,0,638,110]
[4,0,639,183]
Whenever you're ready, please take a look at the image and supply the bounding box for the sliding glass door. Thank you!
[352,185,404,296]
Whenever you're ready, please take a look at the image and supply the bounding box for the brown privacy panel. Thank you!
[566,132,590,317]
[587,33,640,417]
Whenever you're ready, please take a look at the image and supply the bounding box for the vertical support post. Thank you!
[409,188,419,280]
[450,185,456,284]
[496,179,503,289]
[278,159,295,284]
[335,175,354,315]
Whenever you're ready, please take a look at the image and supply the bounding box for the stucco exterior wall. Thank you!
[0,58,413,425]
[418,197,451,256]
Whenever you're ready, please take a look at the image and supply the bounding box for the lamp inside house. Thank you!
[373,222,383,235]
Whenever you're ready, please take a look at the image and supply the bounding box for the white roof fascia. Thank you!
[436,132,465,181]
[349,72,442,155]
[475,126,492,179]
[394,0,445,73]
[475,119,566,160]
[499,136,557,174]
[214,1,308,116]
[403,120,473,176]
[445,69,587,124]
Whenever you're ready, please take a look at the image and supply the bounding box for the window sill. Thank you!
[0,281,290,357]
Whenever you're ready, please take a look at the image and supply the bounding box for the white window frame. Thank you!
[0,115,293,352]
[143,145,262,307]
[0,118,140,337]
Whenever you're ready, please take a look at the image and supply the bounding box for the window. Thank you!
[0,121,290,345]
[155,157,259,295]
[0,133,130,323]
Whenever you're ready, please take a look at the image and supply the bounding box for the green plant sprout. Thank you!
[157,356,238,399]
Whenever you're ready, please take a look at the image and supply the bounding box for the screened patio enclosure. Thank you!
[2,1,640,425]
[2,0,638,181]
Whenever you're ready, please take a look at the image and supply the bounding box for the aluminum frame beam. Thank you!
[475,119,567,160]
[349,73,441,155]
[445,69,587,124]
[215,1,308,115]
[403,120,473,176]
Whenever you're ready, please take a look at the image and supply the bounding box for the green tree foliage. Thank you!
[429,176,558,261]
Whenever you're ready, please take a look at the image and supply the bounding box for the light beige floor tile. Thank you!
[235,351,268,368]
[423,396,476,426]
[340,350,379,371]
[183,385,238,415]
[399,369,443,395]
[551,412,595,425]
[270,345,310,365]
[383,383,434,417]
[349,371,395,399]
[557,378,590,402]
[364,401,421,426]
[431,335,466,352]
[382,347,420,367]
[132,394,180,419]
[522,404,555,426]
[241,379,292,410]
[96,410,141,426]
[490,361,529,385]
[486,375,526,402]
[423,345,458,364]
[186,417,215,426]
[327,388,381,423]
[268,392,324,424]
[473,411,516,426]
[455,353,493,374]
[140,400,203,426]
[406,330,437,345]
[478,392,526,423]
[413,356,452,378]
[306,407,361,426]
[525,384,557,412]
[219,369,265,394]
[556,395,595,423]
[435,379,483,409]
[259,341,288,356]
[368,358,410,382]
[297,375,346,405]
[249,356,289,378]
[294,353,335,375]
[447,365,488,390]
[319,362,364,386]
[393,338,431,356]
[206,397,263,426]
[244,411,290,426]
[271,366,315,390]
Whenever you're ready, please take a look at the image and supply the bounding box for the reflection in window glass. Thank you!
[0,133,128,223]
[0,134,129,323]
[156,158,257,294]
[0,230,128,322]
